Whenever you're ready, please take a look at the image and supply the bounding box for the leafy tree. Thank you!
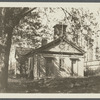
[60,7,98,47]
[0,7,37,89]
[13,10,42,48]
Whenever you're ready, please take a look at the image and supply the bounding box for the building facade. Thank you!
[26,24,85,79]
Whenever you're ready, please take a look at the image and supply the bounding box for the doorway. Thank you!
[70,58,79,76]
[45,57,54,77]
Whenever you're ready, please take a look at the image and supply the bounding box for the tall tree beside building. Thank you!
[0,7,37,89]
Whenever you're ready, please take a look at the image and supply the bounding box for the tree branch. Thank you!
[61,7,72,17]
[22,7,37,18]
[13,7,37,26]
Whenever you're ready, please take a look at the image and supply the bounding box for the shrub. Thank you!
[84,66,100,76]
[8,69,15,78]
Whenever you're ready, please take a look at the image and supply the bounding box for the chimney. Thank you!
[53,24,67,40]
[42,38,48,46]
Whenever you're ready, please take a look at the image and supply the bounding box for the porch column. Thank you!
[71,60,74,76]
[33,54,38,79]
[28,57,31,77]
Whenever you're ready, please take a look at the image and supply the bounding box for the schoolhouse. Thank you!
[25,24,85,79]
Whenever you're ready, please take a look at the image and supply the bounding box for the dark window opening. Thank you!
[59,58,65,71]
[46,58,52,63]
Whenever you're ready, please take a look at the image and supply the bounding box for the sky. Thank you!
[0,2,100,12]
[0,2,100,25]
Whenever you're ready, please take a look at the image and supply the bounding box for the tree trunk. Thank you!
[19,64,23,77]
[2,27,13,89]
[1,8,36,90]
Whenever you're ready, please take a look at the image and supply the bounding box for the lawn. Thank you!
[1,76,100,93]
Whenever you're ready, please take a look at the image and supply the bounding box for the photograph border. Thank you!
[0,1,100,99]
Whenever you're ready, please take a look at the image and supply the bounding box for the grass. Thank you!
[1,76,100,93]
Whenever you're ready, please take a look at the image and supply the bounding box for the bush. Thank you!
[84,67,100,76]
[16,73,28,79]
[8,69,15,78]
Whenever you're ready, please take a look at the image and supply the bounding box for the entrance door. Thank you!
[71,59,78,76]
[45,57,53,77]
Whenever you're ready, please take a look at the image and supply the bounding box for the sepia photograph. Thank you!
[0,2,100,97]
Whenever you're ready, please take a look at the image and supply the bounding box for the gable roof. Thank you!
[25,37,85,57]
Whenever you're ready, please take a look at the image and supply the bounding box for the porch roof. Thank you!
[15,47,33,62]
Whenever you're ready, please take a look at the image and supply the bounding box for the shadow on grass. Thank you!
[2,76,100,93]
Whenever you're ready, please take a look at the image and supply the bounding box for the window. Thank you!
[46,57,52,63]
[59,58,64,70]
